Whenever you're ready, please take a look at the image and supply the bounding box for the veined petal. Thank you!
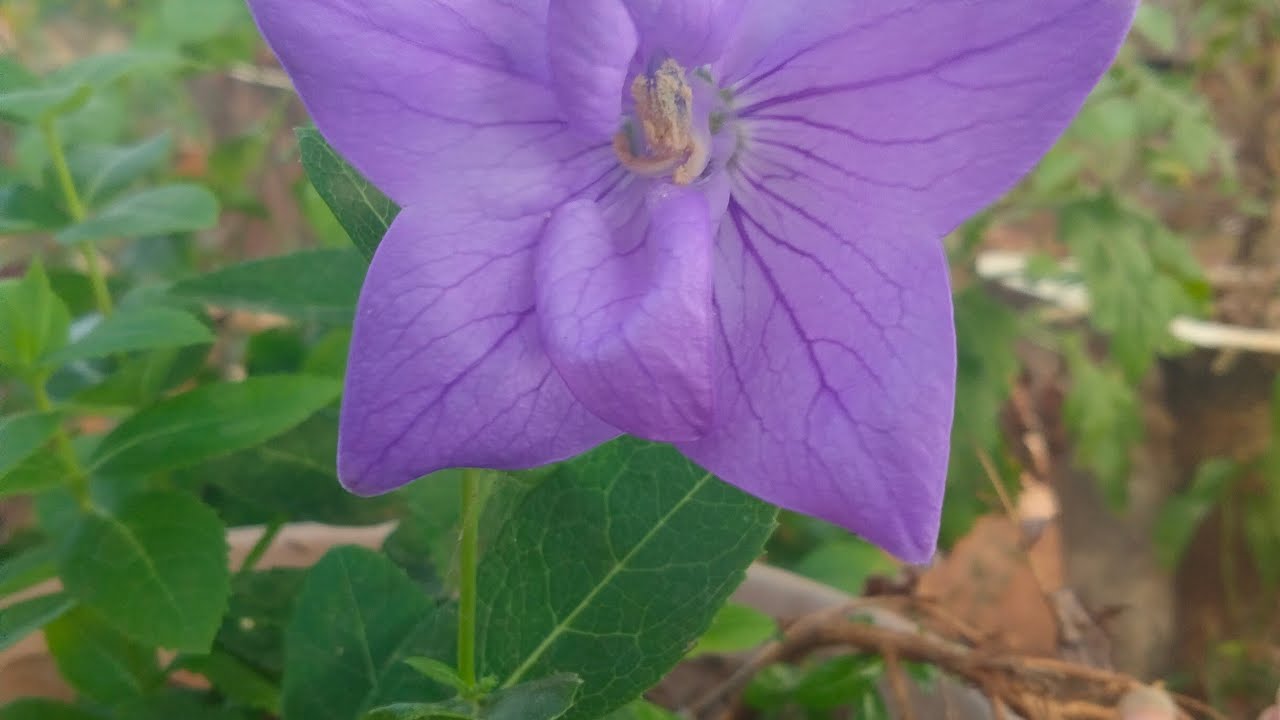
[678,173,955,563]
[719,0,1137,234]
[548,0,638,141]
[623,0,747,67]
[247,0,589,207]
[536,183,716,442]
[338,204,618,495]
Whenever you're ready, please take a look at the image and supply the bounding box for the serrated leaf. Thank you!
[0,593,75,651]
[89,375,341,476]
[0,261,71,373]
[0,411,61,479]
[283,546,453,720]
[44,606,158,704]
[169,248,365,322]
[48,305,212,365]
[688,603,777,658]
[68,133,173,206]
[479,438,778,720]
[56,184,219,245]
[366,674,582,720]
[297,128,398,261]
[59,491,229,652]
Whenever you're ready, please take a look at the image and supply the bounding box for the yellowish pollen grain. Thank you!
[613,59,708,185]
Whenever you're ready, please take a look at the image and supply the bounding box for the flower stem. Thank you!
[40,117,113,317]
[457,468,483,692]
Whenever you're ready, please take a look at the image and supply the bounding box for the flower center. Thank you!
[613,59,710,186]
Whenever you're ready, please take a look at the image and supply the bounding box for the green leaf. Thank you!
[56,184,219,245]
[790,655,884,710]
[184,411,394,526]
[169,248,365,322]
[0,699,105,720]
[283,546,453,720]
[0,184,67,233]
[0,261,71,373]
[1063,340,1143,510]
[1134,4,1178,54]
[0,543,58,596]
[366,674,582,720]
[0,593,75,651]
[297,127,399,261]
[159,0,249,44]
[479,438,778,719]
[687,603,777,658]
[44,606,158,704]
[0,411,61,479]
[597,701,678,720]
[48,305,212,365]
[49,50,182,89]
[68,133,174,206]
[403,657,469,694]
[0,56,38,93]
[175,652,280,714]
[1154,459,1238,568]
[0,84,91,123]
[113,690,250,720]
[217,568,305,677]
[59,491,230,652]
[89,375,341,476]
[793,538,895,596]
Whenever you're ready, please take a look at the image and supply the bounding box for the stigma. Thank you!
[613,59,710,185]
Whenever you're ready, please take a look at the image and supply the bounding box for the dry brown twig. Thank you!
[684,599,1228,720]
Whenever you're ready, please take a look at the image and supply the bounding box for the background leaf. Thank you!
[48,305,212,365]
[59,491,229,652]
[168,248,365,322]
[0,411,61,479]
[297,127,398,261]
[478,438,777,720]
[0,593,75,651]
[55,184,219,245]
[44,606,158,704]
[89,375,341,476]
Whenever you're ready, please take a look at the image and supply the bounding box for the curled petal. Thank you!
[247,0,586,207]
[678,175,956,563]
[338,205,618,494]
[547,0,639,141]
[623,0,748,67]
[536,184,716,442]
[720,0,1138,234]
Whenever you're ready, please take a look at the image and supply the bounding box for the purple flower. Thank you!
[248,0,1134,561]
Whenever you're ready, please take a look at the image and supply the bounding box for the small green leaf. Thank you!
[1063,339,1143,509]
[59,491,230,652]
[598,701,678,720]
[175,652,280,714]
[0,593,75,651]
[217,568,305,677]
[49,50,182,89]
[297,127,399,261]
[169,248,365,322]
[688,603,777,658]
[89,375,341,476]
[1134,4,1178,54]
[793,538,896,596]
[0,184,67,233]
[283,547,453,720]
[0,699,106,720]
[1154,459,1238,568]
[56,184,219,245]
[479,437,778,720]
[0,56,38,93]
[48,305,212,365]
[0,261,71,373]
[158,0,250,44]
[0,543,58,596]
[0,411,61,479]
[44,606,158,704]
[366,674,583,720]
[403,657,469,694]
[0,84,90,124]
[68,133,174,206]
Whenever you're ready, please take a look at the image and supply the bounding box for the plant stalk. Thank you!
[40,117,113,317]
[457,468,483,693]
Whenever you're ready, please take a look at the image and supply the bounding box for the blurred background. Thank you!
[1,0,1278,716]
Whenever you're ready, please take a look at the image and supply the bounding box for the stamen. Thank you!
[613,59,710,185]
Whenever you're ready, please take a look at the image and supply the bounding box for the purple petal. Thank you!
[547,0,638,141]
[535,183,716,442]
[718,0,1137,234]
[678,180,956,563]
[623,0,747,67]
[338,204,619,495]
[247,0,582,206]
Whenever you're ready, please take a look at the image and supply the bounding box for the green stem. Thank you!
[457,468,483,692]
[40,117,113,317]
[237,516,285,578]
[32,379,90,507]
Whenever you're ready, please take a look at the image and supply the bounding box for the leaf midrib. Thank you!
[499,473,712,688]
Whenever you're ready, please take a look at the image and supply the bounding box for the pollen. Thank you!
[613,59,709,185]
